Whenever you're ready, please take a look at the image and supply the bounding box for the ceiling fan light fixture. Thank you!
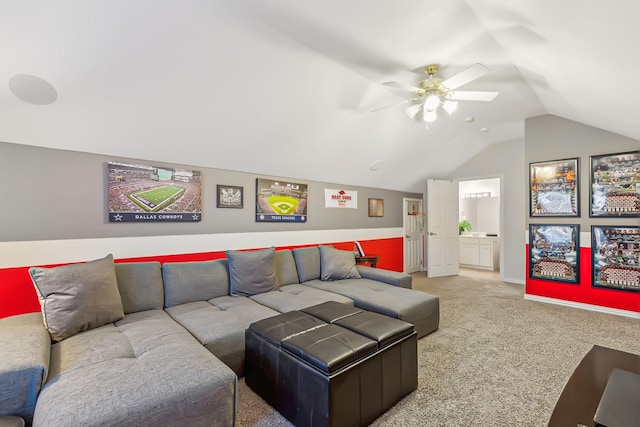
[443,100,458,114]
[423,108,438,123]
[424,94,440,110]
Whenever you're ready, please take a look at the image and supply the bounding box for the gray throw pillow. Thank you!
[227,247,279,296]
[292,246,321,282]
[319,245,362,281]
[29,254,124,341]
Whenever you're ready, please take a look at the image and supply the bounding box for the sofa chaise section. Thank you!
[33,310,237,427]
[292,246,439,338]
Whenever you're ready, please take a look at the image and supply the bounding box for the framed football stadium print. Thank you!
[529,224,579,284]
[108,161,202,222]
[368,198,384,217]
[529,158,579,217]
[592,226,640,293]
[217,185,243,208]
[256,178,308,222]
[590,151,640,217]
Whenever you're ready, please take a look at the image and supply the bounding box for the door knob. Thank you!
[428,232,437,236]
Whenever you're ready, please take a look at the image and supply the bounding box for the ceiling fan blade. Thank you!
[440,63,490,90]
[382,81,423,93]
[447,90,499,102]
[405,102,424,119]
[370,98,411,112]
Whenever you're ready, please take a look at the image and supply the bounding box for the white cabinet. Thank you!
[459,237,499,270]
[460,239,480,265]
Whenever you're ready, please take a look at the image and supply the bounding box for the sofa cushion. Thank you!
[319,245,361,281]
[249,284,354,313]
[274,249,300,286]
[227,247,279,296]
[0,313,50,424]
[162,259,229,308]
[166,297,279,375]
[115,262,164,314]
[292,246,321,282]
[29,254,124,341]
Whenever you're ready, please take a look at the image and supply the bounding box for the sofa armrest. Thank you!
[0,313,50,423]
[356,266,412,289]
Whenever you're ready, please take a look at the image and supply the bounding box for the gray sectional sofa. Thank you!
[0,245,439,426]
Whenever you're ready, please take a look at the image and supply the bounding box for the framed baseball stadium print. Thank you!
[217,185,243,208]
[529,224,579,284]
[590,151,640,217]
[107,161,202,222]
[592,226,640,293]
[529,158,579,217]
[255,178,308,222]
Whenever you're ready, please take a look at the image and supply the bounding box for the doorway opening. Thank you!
[458,176,503,280]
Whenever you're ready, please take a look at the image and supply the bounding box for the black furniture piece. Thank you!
[245,301,418,427]
[548,345,640,427]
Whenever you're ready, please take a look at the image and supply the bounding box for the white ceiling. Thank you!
[1,0,638,193]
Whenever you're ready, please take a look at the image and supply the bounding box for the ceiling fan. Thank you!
[376,63,498,128]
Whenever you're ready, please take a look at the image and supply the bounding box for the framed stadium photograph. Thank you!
[590,151,640,217]
[217,185,243,208]
[368,198,384,217]
[592,226,640,293]
[108,161,202,222]
[529,158,579,217]
[255,178,308,222]
[529,224,579,284]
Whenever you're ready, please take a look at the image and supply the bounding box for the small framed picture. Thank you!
[216,185,243,208]
[592,225,640,292]
[529,224,579,284]
[590,151,640,217]
[368,198,384,217]
[529,158,579,217]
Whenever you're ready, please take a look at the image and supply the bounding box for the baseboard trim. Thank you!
[503,276,525,285]
[524,294,640,319]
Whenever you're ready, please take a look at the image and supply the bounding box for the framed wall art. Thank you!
[529,158,579,217]
[107,161,202,222]
[592,226,640,293]
[368,198,384,217]
[590,150,640,217]
[217,185,243,208]
[529,224,579,284]
[255,178,308,222]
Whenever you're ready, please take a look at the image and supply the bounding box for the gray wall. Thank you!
[0,141,421,242]
[525,114,639,229]
[447,139,526,284]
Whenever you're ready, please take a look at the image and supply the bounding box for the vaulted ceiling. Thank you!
[1,1,638,193]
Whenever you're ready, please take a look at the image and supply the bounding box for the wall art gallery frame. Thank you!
[529,157,579,217]
[589,150,640,217]
[216,185,243,208]
[368,198,384,217]
[107,161,202,222]
[255,178,308,222]
[591,225,640,293]
[529,224,579,284]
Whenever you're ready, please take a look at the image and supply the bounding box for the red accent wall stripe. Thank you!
[525,245,640,313]
[0,237,404,319]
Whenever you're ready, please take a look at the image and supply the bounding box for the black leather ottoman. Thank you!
[245,301,417,427]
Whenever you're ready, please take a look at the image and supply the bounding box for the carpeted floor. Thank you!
[236,270,640,426]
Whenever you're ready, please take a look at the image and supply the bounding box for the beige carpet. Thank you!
[236,270,640,426]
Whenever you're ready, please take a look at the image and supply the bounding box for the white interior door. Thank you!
[403,198,424,273]
[427,179,460,278]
